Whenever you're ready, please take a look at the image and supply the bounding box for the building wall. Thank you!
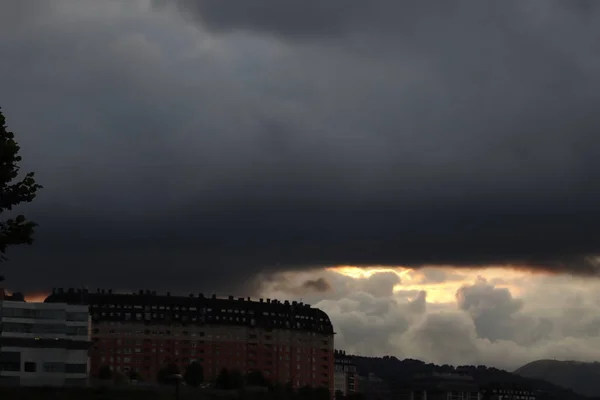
[0,346,88,386]
[46,290,335,392]
[334,350,358,396]
[333,350,357,397]
[90,321,333,389]
[0,300,91,387]
[334,371,346,395]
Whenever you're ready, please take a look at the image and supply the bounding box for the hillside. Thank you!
[515,360,600,398]
[351,355,590,400]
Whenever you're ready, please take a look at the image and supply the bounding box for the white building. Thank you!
[0,295,91,386]
[334,350,357,398]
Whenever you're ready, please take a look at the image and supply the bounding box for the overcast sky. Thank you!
[2,0,600,369]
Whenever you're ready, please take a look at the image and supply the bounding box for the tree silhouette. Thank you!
[313,387,331,400]
[215,368,230,389]
[297,386,331,400]
[128,369,142,382]
[112,370,128,385]
[228,369,244,389]
[0,108,42,274]
[246,369,268,387]
[298,385,314,399]
[346,394,366,400]
[184,362,204,387]
[215,368,244,389]
[157,362,180,385]
[97,365,112,381]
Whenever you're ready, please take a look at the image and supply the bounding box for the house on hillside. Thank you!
[396,372,480,400]
[480,382,536,400]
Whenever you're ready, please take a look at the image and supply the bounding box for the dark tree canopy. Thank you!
[295,385,330,400]
[215,368,244,390]
[0,107,42,274]
[215,368,230,389]
[184,361,204,387]
[128,369,142,381]
[228,369,245,389]
[96,365,112,380]
[157,362,181,385]
[112,370,129,385]
[246,369,269,387]
[346,394,366,400]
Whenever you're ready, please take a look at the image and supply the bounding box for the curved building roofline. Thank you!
[45,287,334,335]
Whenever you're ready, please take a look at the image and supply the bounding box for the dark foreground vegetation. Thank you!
[92,363,343,400]
[0,385,343,400]
[4,356,600,400]
[0,364,341,400]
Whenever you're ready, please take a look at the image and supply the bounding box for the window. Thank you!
[43,362,65,373]
[39,323,66,334]
[2,322,31,333]
[2,307,29,318]
[66,326,88,336]
[67,312,89,322]
[39,309,67,319]
[24,362,36,372]
[0,351,21,372]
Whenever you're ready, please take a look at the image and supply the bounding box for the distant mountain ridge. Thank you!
[349,355,594,400]
[515,359,600,398]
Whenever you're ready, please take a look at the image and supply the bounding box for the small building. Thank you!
[334,350,358,398]
[398,372,480,400]
[0,291,91,386]
[480,382,536,400]
[358,373,392,400]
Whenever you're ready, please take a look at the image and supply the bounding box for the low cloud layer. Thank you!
[261,268,600,370]
[1,1,600,293]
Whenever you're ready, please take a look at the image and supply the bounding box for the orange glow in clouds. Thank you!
[25,293,48,303]
[327,265,526,304]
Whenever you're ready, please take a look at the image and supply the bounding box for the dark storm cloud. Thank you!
[265,274,334,296]
[2,0,600,293]
[302,278,332,293]
[161,0,600,46]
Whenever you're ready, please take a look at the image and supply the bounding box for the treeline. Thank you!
[351,355,587,400]
[94,364,365,400]
[95,363,278,388]
[95,362,206,387]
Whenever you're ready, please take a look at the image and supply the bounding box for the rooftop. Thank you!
[45,288,334,335]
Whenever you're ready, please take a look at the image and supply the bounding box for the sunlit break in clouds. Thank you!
[259,265,600,369]
[328,266,526,304]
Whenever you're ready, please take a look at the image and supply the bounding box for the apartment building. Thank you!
[399,373,481,400]
[334,350,357,398]
[0,292,91,386]
[45,288,335,392]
